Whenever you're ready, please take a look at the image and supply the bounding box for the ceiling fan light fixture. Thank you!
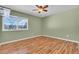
[33,5,48,13]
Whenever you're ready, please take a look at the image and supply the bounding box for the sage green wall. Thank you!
[1,6,79,43]
[0,16,2,42]
[0,10,42,43]
[42,7,79,41]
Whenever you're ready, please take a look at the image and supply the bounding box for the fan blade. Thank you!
[36,5,40,8]
[43,10,48,12]
[36,5,42,8]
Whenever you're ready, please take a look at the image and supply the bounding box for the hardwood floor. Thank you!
[0,36,79,54]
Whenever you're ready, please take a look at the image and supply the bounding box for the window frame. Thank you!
[2,15,28,31]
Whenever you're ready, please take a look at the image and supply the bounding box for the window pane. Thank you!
[18,19,28,29]
[3,16,17,30]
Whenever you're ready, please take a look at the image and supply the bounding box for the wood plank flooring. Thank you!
[0,36,79,54]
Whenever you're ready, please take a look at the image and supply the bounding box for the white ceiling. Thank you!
[2,5,78,17]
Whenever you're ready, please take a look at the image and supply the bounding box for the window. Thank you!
[2,15,28,31]
[0,7,11,16]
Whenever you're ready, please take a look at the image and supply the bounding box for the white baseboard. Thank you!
[0,35,42,45]
[43,35,79,44]
[0,35,79,46]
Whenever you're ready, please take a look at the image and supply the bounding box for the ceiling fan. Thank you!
[33,5,48,13]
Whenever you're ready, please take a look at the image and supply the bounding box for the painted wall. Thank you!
[1,6,79,43]
[42,7,79,41]
[0,10,42,43]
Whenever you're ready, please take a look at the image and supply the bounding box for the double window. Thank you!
[2,15,28,31]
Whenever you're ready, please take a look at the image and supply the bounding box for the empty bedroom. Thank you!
[0,5,79,54]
